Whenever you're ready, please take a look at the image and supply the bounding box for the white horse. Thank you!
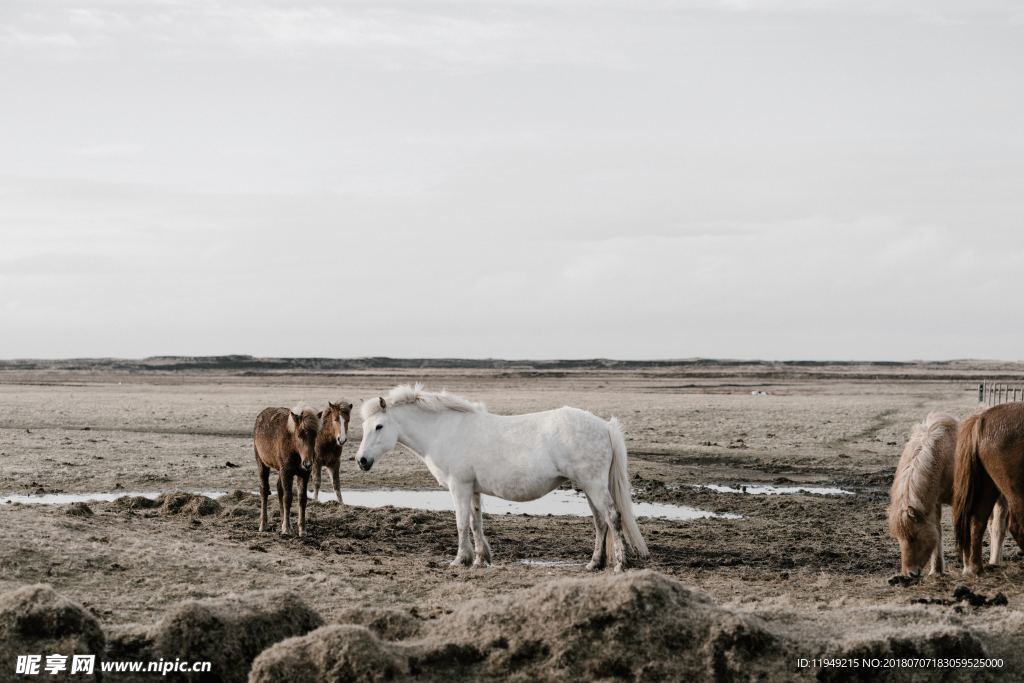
[354,384,649,571]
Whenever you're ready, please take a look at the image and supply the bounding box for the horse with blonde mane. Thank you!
[889,412,1007,579]
[354,384,649,571]
[954,402,1024,576]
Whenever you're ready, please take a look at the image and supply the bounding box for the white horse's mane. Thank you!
[360,383,487,420]
[889,411,957,534]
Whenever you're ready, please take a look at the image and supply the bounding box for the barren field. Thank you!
[3,361,1024,680]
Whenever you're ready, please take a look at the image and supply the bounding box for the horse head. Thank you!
[355,397,399,471]
[288,407,320,471]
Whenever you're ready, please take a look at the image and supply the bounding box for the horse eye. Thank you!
[375,424,383,431]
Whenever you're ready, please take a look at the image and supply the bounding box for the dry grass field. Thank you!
[3,360,1024,679]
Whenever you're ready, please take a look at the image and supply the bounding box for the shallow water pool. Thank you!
[697,483,853,496]
[1,488,739,521]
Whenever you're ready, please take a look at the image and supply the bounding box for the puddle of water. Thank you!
[0,491,229,506]
[697,484,853,496]
[316,489,738,521]
[517,559,579,567]
[1,488,737,522]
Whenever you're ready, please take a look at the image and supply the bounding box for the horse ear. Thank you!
[317,411,323,420]
[329,401,339,409]
[379,397,387,411]
[288,411,301,431]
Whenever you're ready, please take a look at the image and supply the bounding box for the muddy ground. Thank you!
[3,363,1024,678]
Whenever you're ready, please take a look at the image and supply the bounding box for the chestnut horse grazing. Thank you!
[355,384,648,571]
[312,401,353,503]
[253,405,321,537]
[954,402,1024,575]
[889,412,1007,578]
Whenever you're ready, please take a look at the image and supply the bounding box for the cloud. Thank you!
[73,143,145,159]
[0,2,627,70]
[0,27,79,48]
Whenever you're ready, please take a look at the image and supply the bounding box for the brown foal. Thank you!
[253,405,320,536]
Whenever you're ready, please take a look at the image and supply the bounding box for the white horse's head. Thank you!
[355,397,399,471]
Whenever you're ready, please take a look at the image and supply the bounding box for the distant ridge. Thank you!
[1,355,1023,380]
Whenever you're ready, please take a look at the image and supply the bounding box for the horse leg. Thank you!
[585,484,626,572]
[275,476,285,531]
[256,455,270,533]
[1006,497,1024,557]
[929,503,943,575]
[990,497,1008,565]
[281,471,294,535]
[964,492,997,576]
[331,464,343,505]
[297,470,309,538]
[470,492,491,567]
[584,495,608,571]
[312,465,321,502]
[448,483,474,567]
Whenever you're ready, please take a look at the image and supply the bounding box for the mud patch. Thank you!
[332,607,422,640]
[151,590,323,683]
[911,586,1009,609]
[250,624,409,683]
[0,584,104,682]
[827,630,990,682]
[250,571,789,681]
[64,502,94,517]
[154,491,221,516]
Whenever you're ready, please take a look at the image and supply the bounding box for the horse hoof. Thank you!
[585,561,603,572]
[613,563,625,573]
[472,559,490,568]
[449,557,472,568]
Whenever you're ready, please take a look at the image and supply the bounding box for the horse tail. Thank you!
[953,413,987,557]
[607,417,649,559]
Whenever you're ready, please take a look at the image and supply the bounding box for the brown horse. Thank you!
[953,402,1024,575]
[311,401,353,503]
[889,412,1007,578]
[253,405,321,537]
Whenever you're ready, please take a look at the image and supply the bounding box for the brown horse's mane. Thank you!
[289,404,321,432]
[888,412,957,537]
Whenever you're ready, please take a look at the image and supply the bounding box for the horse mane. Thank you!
[888,411,957,537]
[360,383,486,420]
[289,404,321,430]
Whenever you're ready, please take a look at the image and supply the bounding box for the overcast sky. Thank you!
[2,1,1023,360]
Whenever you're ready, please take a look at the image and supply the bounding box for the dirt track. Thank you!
[2,364,1024,678]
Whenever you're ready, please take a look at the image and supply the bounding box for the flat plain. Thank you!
[3,359,1024,678]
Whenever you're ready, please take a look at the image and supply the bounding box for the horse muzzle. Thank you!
[358,456,372,472]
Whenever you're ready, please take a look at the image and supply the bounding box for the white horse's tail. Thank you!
[607,417,649,559]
